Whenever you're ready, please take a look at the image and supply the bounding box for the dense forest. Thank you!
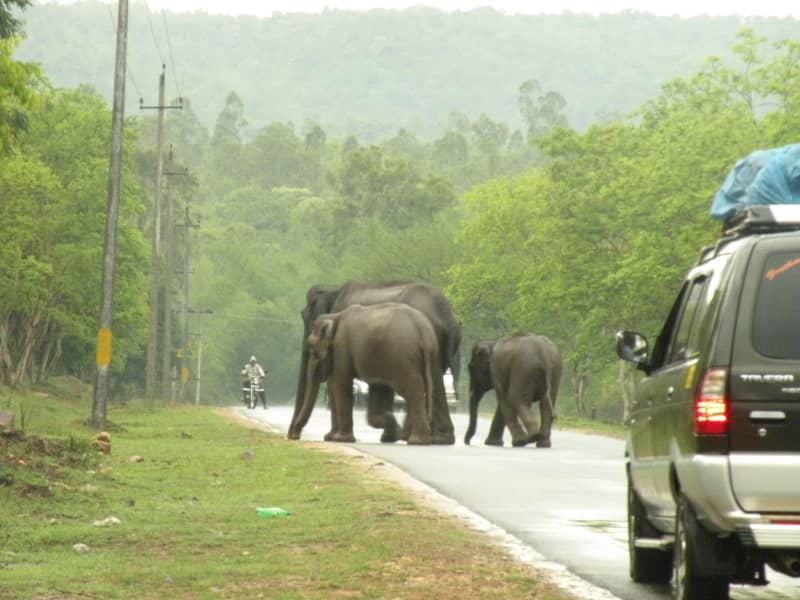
[14,2,800,138]
[2,1,799,423]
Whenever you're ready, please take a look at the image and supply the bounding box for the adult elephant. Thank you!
[287,280,460,445]
[291,303,440,444]
[464,333,561,448]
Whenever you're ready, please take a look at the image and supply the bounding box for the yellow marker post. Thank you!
[96,328,112,367]
[181,367,190,384]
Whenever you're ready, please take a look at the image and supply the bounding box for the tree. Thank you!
[382,127,426,164]
[247,121,307,189]
[0,37,42,153]
[0,0,30,39]
[211,91,246,145]
[431,129,469,180]
[470,113,508,177]
[449,30,796,420]
[164,97,210,173]
[518,79,569,140]
[0,87,148,386]
[327,145,455,232]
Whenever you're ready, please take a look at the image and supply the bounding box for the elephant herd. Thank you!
[286,280,562,448]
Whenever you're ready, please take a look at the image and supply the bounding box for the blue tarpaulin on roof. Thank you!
[710,144,800,221]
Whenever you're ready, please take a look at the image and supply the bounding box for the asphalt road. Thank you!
[235,402,800,600]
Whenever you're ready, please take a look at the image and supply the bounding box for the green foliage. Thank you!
[0,0,31,39]
[8,6,799,423]
[518,79,569,139]
[15,5,800,140]
[0,87,147,385]
[0,36,42,153]
[327,145,456,231]
[448,29,797,419]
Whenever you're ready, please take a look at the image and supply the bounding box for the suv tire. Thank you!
[628,475,672,583]
[673,495,729,600]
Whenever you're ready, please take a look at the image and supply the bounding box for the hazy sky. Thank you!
[37,0,800,18]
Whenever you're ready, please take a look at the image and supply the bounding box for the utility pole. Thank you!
[194,334,203,406]
[160,148,188,402]
[143,66,166,405]
[91,0,128,429]
[142,68,182,404]
[159,148,174,402]
[180,201,194,401]
[186,312,212,404]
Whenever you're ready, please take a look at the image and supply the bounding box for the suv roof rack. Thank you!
[697,205,800,264]
[722,204,800,236]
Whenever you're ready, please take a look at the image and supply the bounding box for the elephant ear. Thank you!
[302,286,340,328]
[318,315,339,349]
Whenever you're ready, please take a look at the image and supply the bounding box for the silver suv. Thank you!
[616,205,800,599]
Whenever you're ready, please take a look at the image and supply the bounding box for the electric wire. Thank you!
[142,0,166,66]
[194,312,301,326]
[106,4,142,102]
[161,9,183,100]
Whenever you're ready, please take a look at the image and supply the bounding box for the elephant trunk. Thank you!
[288,355,322,440]
[464,387,482,445]
[290,342,311,434]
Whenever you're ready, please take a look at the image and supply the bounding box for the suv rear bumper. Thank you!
[678,453,800,548]
[738,524,800,547]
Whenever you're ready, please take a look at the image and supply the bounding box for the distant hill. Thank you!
[14,2,800,140]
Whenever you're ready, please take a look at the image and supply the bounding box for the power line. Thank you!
[142,0,165,66]
[161,10,183,100]
[106,4,142,100]
[204,312,301,326]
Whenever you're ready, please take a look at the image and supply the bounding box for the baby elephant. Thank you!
[289,302,441,444]
[465,332,561,448]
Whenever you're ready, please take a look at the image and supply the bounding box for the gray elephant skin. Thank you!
[289,303,440,444]
[287,280,460,444]
[464,333,562,448]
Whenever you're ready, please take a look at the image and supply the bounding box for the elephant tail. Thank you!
[543,371,558,422]
[423,351,435,425]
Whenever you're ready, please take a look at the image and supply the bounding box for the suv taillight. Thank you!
[694,368,729,435]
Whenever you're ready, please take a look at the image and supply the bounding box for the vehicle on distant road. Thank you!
[352,378,369,405]
[354,369,458,410]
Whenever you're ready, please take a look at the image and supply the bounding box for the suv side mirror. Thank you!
[615,330,650,371]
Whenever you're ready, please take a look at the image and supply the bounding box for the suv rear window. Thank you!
[752,251,800,359]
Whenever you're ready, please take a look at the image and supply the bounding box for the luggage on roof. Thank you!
[710,144,800,222]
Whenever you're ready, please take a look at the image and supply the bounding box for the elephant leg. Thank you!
[430,372,455,445]
[484,406,505,446]
[329,380,356,443]
[398,380,432,445]
[535,389,556,448]
[506,377,542,447]
[497,389,529,447]
[396,409,412,443]
[366,386,400,443]
[324,386,337,441]
[517,400,542,446]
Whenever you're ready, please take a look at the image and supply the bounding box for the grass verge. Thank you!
[1,385,570,599]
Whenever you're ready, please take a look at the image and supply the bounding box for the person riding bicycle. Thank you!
[241,355,267,408]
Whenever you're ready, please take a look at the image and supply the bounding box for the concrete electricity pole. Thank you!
[179,202,195,401]
[194,334,203,406]
[142,68,182,404]
[161,151,189,402]
[91,0,128,429]
[143,66,167,405]
[160,148,175,401]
